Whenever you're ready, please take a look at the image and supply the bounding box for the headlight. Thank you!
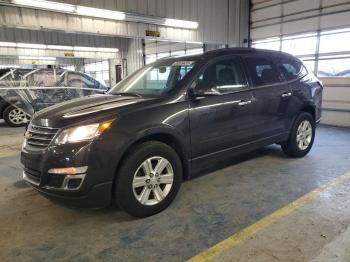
[54,121,113,145]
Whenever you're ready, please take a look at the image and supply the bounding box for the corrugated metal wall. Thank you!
[0,27,129,48]
[126,39,144,75]
[0,0,249,45]
[0,27,128,60]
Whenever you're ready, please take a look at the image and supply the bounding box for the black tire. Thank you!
[115,141,182,217]
[3,105,28,127]
[282,112,315,158]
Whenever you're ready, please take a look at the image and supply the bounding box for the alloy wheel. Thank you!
[296,120,313,150]
[8,108,28,125]
[132,156,174,206]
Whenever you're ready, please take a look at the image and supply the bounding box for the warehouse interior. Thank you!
[0,0,350,261]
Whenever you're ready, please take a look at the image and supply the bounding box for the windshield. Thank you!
[109,59,197,96]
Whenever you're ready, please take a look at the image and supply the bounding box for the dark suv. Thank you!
[21,48,323,217]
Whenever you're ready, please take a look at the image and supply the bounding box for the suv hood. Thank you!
[31,94,150,127]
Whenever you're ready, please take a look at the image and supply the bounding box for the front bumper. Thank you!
[21,139,116,208]
[23,171,112,208]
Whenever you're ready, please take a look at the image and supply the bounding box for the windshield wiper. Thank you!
[113,92,142,98]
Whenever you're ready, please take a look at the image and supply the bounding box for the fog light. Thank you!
[67,178,83,189]
[48,166,88,175]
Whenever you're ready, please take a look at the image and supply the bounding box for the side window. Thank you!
[277,57,308,81]
[87,75,106,90]
[245,57,282,86]
[67,73,94,89]
[28,70,63,87]
[194,58,246,94]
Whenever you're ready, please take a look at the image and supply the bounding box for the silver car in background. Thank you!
[0,68,108,127]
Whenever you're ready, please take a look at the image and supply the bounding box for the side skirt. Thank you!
[188,132,289,178]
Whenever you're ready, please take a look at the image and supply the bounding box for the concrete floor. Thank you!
[211,174,350,262]
[0,121,349,261]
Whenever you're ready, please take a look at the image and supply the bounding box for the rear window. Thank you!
[277,57,308,81]
[245,57,282,86]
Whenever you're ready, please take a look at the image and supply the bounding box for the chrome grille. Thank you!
[26,124,59,149]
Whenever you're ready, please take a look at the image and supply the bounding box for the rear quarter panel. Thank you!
[289,73,323,125]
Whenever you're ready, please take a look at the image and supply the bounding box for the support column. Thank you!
[125,38,144,76]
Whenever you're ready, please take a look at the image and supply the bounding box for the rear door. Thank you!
[243,55,293,141]
[189,56,255,160]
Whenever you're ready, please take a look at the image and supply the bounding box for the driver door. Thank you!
[189,56,255,162]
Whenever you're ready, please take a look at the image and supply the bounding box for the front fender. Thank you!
[115,124,191,180]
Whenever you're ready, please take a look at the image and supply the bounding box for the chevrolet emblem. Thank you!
[24,132,32,139]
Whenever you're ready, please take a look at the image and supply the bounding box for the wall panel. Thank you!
[0,0,249,45]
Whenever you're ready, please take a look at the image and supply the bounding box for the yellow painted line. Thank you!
[188,171,350,262]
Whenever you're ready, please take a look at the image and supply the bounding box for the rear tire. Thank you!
[3,105,28,127]
[115,141,182,217]
[282,112,315,158]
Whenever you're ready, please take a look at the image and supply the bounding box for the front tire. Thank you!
[115,141,182,217]
[282,112,315,158]
[3,105,28,127]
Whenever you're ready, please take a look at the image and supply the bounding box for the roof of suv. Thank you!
[204,47,285,57]
[169,47,294,62]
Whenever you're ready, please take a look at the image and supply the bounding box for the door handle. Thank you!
[238,100,252,106]
[281,92,292,98]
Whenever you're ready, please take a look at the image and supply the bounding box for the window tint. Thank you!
[277,57,308,81]
[245,57,281,86]
[194,58,246,94]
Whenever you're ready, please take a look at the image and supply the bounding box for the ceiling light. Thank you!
[164,18,198,29]
[0,42,17,47]
[185,41,203,45]
[96,47,119,53]
[12,0,75,13]
[17,43,47,49]
[47,45,73,50]
[19,56,56,61]
[74,46,97,52]
[76,6,126,20]
[9,1,199,30]
[0,42,119,53]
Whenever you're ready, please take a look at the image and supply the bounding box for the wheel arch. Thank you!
[111,127,191,199]
[301,104,316,122]
[0,99,10,118]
